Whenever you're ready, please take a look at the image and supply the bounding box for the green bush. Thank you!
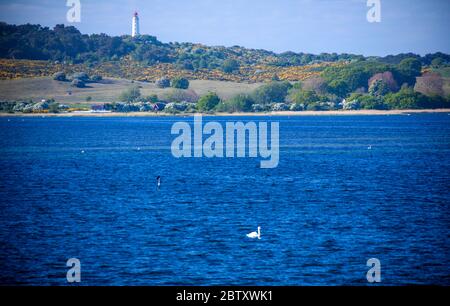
[287,89,320,105]
[383,87,424,109]
[322,61,391,97]
[368,79,390,97]
[71,78,85,88]
[348,93,386,110]
[155,77,170,88]
[431,57,445,68]
[0,101,17,113]
[221,59,240,73]
[394,57,422,86]
[53,71,66,81]
[48,102,60,113]
[197,92,221,111]
[119,85,141,102]
[71,72,89,82]
[90,75,102,82]
[141,94,159,103]
[162,89,199,103]
[251,81,292,104]
[171,77,189,89]
[216,94,254,112]
[383,87,449,109]
[305,102,323,111]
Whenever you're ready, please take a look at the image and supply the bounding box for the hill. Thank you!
[0,77,262,104]
[0,22,449,113]
[1,22,449,84]
[0,58,342,83]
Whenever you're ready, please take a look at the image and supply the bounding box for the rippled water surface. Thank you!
[0,114,449,285]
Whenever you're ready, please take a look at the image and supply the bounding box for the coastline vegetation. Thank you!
[0,22,449,114]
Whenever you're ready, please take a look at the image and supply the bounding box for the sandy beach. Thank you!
[0,109,449,117]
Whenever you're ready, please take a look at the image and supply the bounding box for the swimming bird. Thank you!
[367,145,372,150]
[246,226,261,239]
[156,176,161,188]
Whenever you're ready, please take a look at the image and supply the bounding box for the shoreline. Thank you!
[0,109,449,117]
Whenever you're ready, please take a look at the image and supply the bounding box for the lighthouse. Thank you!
[132,12,140,37]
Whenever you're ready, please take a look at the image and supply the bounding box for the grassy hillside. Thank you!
[0,77,262,104]
[0,58,339,83]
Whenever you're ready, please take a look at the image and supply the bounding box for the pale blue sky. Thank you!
[0,0,449,56]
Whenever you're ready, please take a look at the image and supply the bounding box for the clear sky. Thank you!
[0,0,449,56]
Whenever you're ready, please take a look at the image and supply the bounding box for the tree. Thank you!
[286,90,320,105]
[177,60,194,70]
[322,61,391,97]
[119,85,141,102]
[141,94,159,103]
[368,71,398,92]
[395,57,422,86]
[131,43,171,64]
[431,57,445,68]
[90,75,102,82]
[217,94,254,112]
[53,71,66,81]
[48,102,60,113]
[71,72,89,82]
[221,59,240,73]
[71,78,85,88]
[383,86,425,109]
[301,76,328,94]
[171,77,189,89]
[347,93,386,110]
[164,102,192,113]
[251,81,292,104]
[163,89,199,103]
[155,77,170,88]
[52,24,87,59]
[414,73,444,97]
[271,74,280,81]
[342,99,360,110]
[197,92,221,111]
[368,79,390,97]
[325,79,348,97]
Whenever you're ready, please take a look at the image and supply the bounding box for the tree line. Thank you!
[1,22,449,73]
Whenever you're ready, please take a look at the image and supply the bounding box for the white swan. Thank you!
[246,226,261,239]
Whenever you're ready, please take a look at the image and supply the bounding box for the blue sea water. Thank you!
[0,114,449,285]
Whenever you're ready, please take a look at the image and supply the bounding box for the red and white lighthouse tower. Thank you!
[132,12,140,37]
